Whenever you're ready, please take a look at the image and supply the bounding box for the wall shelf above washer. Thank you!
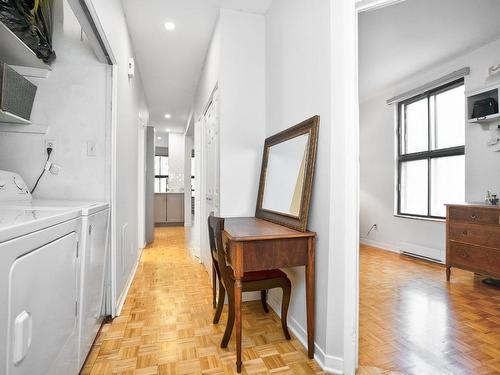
[0,20,51,71]
[467,112,500,124]
[0,109,31,125]
[0,123,48,135]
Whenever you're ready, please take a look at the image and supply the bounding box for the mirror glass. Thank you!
[262,134,309,217]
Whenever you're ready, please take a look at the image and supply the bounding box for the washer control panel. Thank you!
[0,170,32,202]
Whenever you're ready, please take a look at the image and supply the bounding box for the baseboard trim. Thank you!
[360,238,444,263]
[115,247,143,317]
[155,222,184,227]
[360,238,401,254]
[267,294,344,374]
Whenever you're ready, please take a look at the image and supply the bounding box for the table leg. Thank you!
[235,278,243,372]
[306,237,315,359]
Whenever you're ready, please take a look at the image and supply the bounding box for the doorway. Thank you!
[192,87,220,275]
[357,0,500,374]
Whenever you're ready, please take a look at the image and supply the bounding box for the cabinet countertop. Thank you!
[154,192,185,195]
[446,202,499,209]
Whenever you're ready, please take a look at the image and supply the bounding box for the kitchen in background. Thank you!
[154,130,185,225]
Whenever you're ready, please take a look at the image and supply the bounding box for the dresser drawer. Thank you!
[448,206,500,225]
[448,242,500,277]
[449,222,500,249]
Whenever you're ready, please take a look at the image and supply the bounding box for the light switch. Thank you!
[87,141,97,157]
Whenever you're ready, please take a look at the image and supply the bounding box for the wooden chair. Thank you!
[208,215,291,348]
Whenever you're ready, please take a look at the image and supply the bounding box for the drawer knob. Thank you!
[471,214,479,220]
[462,230,468,236]
[461,250,469,258]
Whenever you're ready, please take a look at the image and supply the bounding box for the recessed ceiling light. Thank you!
[157,136,162,140]
[164,113,172,119]
[164,22,175,31]
[166,128,171,132]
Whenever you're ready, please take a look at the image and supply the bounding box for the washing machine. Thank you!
[0,170,110,372]
[0,180,82,374]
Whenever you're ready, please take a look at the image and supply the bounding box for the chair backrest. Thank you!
[207,214,233,288]
[207,214,220,264]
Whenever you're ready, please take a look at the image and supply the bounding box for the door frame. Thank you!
[69,0,122,317]
[338,1,407,374]
[137,113,148,249]
[198,84,219,274]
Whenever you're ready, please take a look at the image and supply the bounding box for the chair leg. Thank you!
[212,264,217,309]
[280,279,292,340]
[221,294,235,348]
[213,279,225,324]
[260,290,269,313]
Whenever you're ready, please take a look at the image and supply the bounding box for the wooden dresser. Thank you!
[446,204,500,280]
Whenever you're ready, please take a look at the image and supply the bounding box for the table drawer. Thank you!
[448,242,500,277]
[448,206,499,225]
[449,222,500,249]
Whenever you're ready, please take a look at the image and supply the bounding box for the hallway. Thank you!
[82,227,325,374]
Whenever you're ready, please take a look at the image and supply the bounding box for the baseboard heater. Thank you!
[399,242,444,264]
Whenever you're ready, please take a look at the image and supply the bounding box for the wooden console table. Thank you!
[222,217,316,372]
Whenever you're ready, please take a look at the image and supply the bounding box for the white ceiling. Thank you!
[122,0,273,133]
[359,0,500,100]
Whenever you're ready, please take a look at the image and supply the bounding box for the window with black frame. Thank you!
[397,79,465,219]
[154,153,169,193]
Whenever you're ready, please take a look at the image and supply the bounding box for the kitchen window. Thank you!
[154,155,169,193]
[397,79,465,219]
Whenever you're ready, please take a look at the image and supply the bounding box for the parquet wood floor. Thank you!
[359,245,500,375]
[81,230,500,375]
[81,227,325,375]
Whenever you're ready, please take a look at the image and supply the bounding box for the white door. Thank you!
[205,94,220,217]
[191,121,203,260]
[200,90,220,273]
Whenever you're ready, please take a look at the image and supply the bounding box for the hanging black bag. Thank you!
[472,97,498,118]
[0,0,56,64]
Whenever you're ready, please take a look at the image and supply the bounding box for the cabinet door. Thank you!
[154,194,167,223]
[167,194,185,223]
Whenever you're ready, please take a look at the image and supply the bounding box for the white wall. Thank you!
[218,9,266,217]
[266,0,346,371]
[190,9,266,257]
[0,0,108,201]
[91,0,149,311]
[193,21,220,121]
[360,36,500,260]
[193,9,266,217]
[167,132,185,192]
[155,131,168,148]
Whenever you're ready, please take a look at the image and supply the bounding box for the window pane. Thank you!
[161,156,169,176]
[401,160,428,216]
[159,177,167,193]
[154,156,160,176]
[403,98,428,154]
[431,155,465,217]
[431,85,465,150]
[154,177,168,193]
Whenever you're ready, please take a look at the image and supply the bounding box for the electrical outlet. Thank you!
[45,139,56,150]
[87,141,97,157]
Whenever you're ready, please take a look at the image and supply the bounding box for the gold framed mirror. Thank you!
[255,116,319,232]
